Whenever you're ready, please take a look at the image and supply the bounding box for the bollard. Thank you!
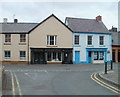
[111,60,113,70]
[105,62,107,74]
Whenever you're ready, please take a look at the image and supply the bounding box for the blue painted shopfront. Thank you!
[86,48,108,63]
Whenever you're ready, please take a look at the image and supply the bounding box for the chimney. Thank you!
[3,18,8,23]
[96,15,102,21]
[14,19,18,23]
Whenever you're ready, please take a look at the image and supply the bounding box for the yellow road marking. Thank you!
[14,73,22,96]
[91,73,120,94]
[10,71,15,97]
[94,73,120,92]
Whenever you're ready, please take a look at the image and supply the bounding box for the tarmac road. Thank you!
[3,63,118,95]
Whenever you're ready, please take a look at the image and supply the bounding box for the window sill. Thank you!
[99,45,105,47]
[87,45,94,47]
[4,59,11,61]
[46,45,58,47]
[4,43,11,45]
[19,43,27,45]
[74,45,81,47]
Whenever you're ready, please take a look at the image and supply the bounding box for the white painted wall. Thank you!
[73,33,112,63]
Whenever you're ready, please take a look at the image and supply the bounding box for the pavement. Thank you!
[0,64,3,96]
[98,63,119,87]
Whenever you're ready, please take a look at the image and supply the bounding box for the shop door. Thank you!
[118,50,120,62]
[75,51,80,63]
[34,52,44,64]
[88,51,92,63]
[112,50,116,62]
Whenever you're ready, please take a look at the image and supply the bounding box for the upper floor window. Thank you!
[4,50,11,59]
[20,34,26,43]
[99,36,104,45]
[20,51,26,60]
[5,34,11,43]
[74,35,79,45]
[47,35,57,46]
[88,36,92,45]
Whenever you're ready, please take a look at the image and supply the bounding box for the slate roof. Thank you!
[0,23,38,34]
[65,17,110,33]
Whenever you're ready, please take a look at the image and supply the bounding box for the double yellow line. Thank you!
[91,72,120,94]
[10,71,22,97]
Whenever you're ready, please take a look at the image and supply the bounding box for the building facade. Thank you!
[1,14,73,64]
[110,27,120,62]
[0,14,112,64]
[66,16,112,63]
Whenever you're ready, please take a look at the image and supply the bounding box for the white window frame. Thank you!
[20,51,26,60]
[47,52,62,62]
[4,50,11,60]
[99,36,104,45]
[4,34,11,43]
[88,35,92,45]
[20,34,26,43]
[74,35,80,45]
[47,35,57,46]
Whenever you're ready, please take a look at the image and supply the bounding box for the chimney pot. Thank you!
[3,18,8,23]
[14,19,18,23]
[96,15,102,21]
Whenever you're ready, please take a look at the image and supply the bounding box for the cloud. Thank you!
[0,2,118,29]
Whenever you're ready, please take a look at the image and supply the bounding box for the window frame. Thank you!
[20,34,26,43]
[4,50,11,60]
[74,35,80,45]
[99,36,104,45]
[20,51,26,60]
[47,35,57,46]
[87,35,92,45]
[5,34,11,43]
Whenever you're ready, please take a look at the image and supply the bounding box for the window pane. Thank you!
[74,35,79,45]
[94,51,98,60]
[100,36,104,45]
[88,36,92,45]
[5,34,11,42]
[47,35,57,45]
[58,52,61,61]
[99,51,104,60]
[47,52,51,61]
[20,34,26,42]
[4,51,10,59]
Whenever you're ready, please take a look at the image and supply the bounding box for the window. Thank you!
[20,34,26,42]
[74,35,79,45]
[94,51,104,60]
[5,34,11,43]
[4,51,11,59]
[47,52,62,62]
[20,51,26,60]
[99,36,104,45]
[88,36,92,45]
[47,35,57,46]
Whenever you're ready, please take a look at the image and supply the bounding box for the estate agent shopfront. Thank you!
[31,48,72,64]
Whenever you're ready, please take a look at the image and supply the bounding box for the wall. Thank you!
[73,33,112,63]
[29,16,72,62]
[2,34,28,64]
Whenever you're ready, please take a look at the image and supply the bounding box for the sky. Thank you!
[0,0,119,30]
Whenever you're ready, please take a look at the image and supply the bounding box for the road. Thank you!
[3,63,118,95]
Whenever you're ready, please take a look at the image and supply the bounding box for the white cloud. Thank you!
[0,2,118,29]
